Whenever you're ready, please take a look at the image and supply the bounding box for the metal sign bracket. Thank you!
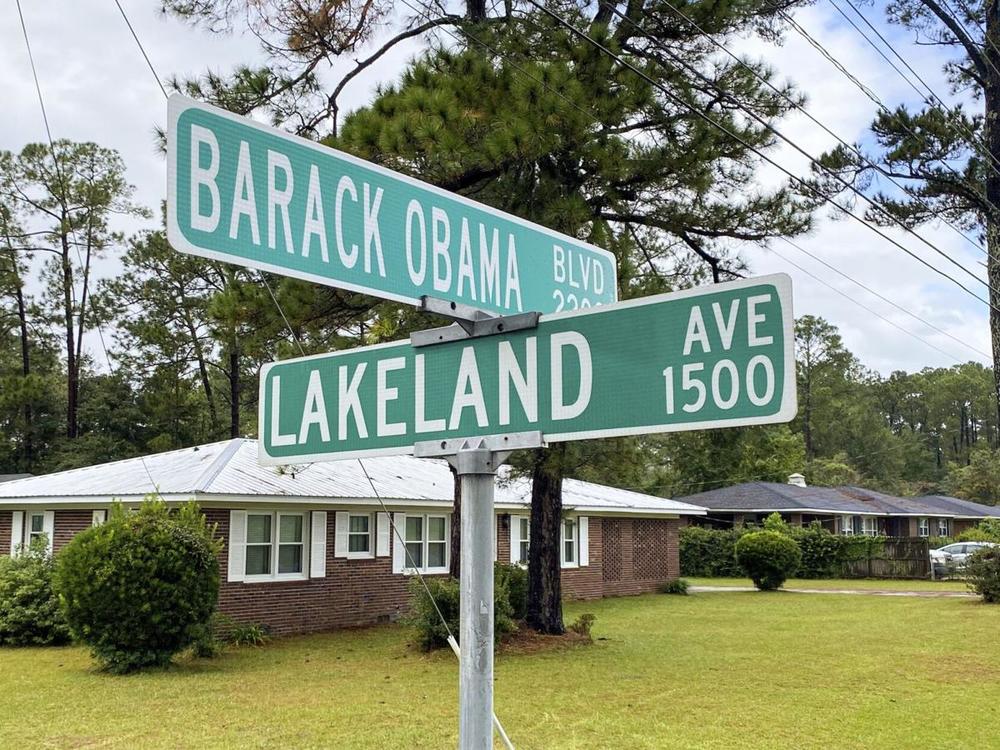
[410,296,540,348]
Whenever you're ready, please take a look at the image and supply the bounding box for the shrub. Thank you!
[762,512,791,535]
[54,499,222,673]
[959,519,1000,543]
[568,613,596,637]
[792,522,847,578]
[228,621,270,647]
[679,525,744,577]
[735,531,802,591]
[965,546,1000,603]
[0,537,70,646]
[495,562,527,620]
[406,573,517,651]
[657,578,689,595]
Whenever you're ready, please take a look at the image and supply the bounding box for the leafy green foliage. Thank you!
[657,578,690,595]
[958,519,1000,543]
[947,446,1000,505]
[54,500,222,673]
[0,537,70,646]
[679,525,745,578]
[735,531,802,591]
[568,613,596,638]
[405,572,518,652]
[794,523,848,579]
[495,562,528,621]
[227,621,270,647]
[965,547,1000,603]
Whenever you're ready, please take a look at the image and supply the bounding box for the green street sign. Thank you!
[258,275,795,464]
[166,95,617,314]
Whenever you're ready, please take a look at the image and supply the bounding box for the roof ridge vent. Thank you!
[193,438,245,492]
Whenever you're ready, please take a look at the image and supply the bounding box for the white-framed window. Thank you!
[244,511,307,580]
[917,517,930,537]
[518,517,530,565]
[561,518,577,567]
[26,512,47,548]
[863,517,879,537]
[348,513,373,558]
[841,516,855,536]
[937,518,950,537]
[403,514,448,573]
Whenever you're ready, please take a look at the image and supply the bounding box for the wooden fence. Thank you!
[840,537,930,579]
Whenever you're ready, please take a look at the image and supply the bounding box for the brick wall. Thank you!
[0,511,10,554]
[53,510,93,553]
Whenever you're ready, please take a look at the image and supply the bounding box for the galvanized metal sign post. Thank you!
[166,94,617,315]
[257,275,796,464]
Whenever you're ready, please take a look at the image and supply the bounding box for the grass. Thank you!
[687,576,972,592]
[2,592,999,749]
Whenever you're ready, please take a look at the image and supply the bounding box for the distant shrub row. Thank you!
[681,516,897,580]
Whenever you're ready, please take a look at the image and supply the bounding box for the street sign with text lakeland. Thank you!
[166,94,617,315]
[258,275,796,464]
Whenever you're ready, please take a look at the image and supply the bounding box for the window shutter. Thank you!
[376,512,390,556]
[42,511,55,555]
[310,511,327,578]
[509,515,521,565]
[392,513,407,574]
[10,511,23,556]
[228,510,247,583]
[92,510,107,527]
[334,512,350,557]
[579,516,589,567]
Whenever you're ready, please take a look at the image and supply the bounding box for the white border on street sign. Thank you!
[257,274,796,465]
[166,94,618,308]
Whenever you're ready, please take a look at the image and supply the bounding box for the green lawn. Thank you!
[687,576,971,592]
[2,592,998,749]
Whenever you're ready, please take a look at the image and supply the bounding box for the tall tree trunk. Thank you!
[184,314,219,436]
[14,280,32,465]
[449,465,462,579]
[229,342,240,439]
[60,224,77,439]
[527,445,565,635]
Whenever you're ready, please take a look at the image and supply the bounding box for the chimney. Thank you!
[787,473,807,488]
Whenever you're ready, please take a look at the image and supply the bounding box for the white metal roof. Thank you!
[0,439,705,517]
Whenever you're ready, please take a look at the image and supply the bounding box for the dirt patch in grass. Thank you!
[499,627,592,655]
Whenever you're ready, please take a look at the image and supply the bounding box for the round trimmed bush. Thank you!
[965,546,1000,603]
[54,500,222,672]
[734,530,802,591]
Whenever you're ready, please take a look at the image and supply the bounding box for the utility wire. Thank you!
[14,0,114,368]
[526,0,1000,316]
[644,0,987,259]
[779,8,1000,224]
[831,0,1000,177]
[112,0,168,99]
[779,236,991,359]
[767,243,966,362]
[607,5,993,293]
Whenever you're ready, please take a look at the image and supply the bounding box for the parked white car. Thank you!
[932,542,999,571]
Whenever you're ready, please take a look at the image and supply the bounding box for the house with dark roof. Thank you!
[676,475,1000,538]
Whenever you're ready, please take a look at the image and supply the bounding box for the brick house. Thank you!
[0,439,705,635]
[676,474,1000,537]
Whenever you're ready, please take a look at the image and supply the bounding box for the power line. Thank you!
[779,236,991,359]
[525,0,1000,316]
[767,242,966,362]
[112,0,168,100]
[642,0,987,260]
[779,8,1000,224]
[607,5,993,295]
[830,0,1000,177]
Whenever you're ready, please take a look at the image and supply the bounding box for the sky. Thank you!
[0,1,991,376]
